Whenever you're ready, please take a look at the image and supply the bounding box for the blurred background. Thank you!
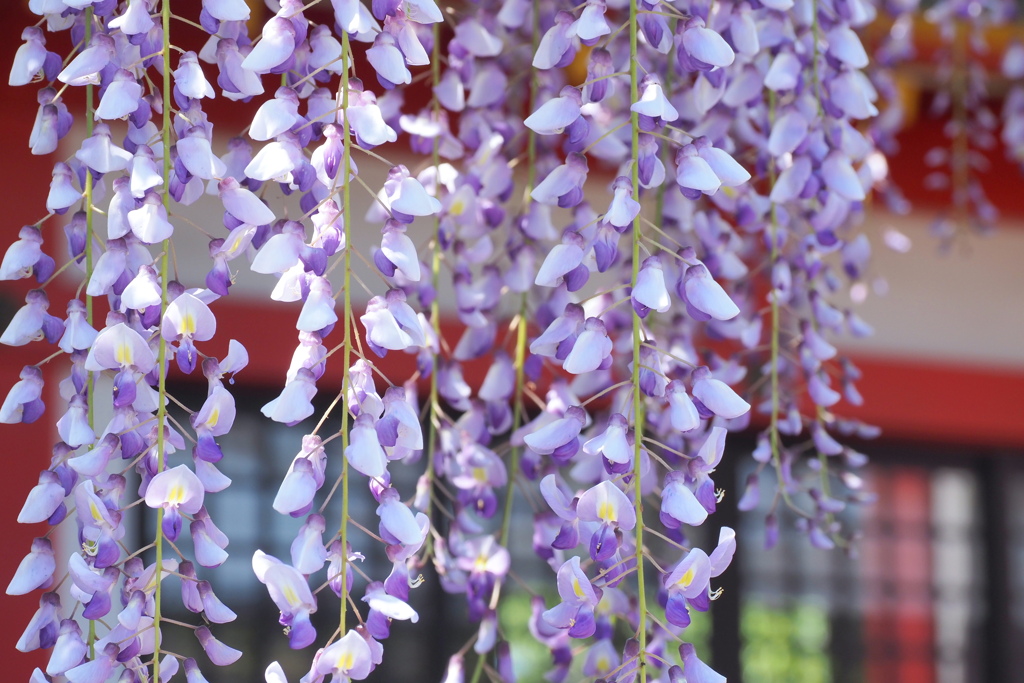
[1,2,1023,682]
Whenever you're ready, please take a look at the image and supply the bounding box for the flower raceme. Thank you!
[1,0,895,679]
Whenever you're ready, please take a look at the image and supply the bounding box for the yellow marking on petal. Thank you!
[472,467,488,483]
[572,577,585,599]
[206,407,220,429]
[677,566,696,588]
[597,500,616,523]
[115,341,133,366]
[597,657,610,673]
[474,554,489,572]
[167,484,186,506]
[231,236,244,252]
[90,501,104,522]
[283,584,299,607]
[181,313,196,336]
[337,651,354,672]
[450,198,466,216]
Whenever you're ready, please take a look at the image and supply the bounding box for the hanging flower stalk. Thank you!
[6,1,253,682]
[1,0,949,679]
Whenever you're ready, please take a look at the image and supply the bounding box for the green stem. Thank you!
[83,5,97,661]
[338,28,353,636]
[628,0,648,679]
[767,91,786,497]
[152,1,173,680]
[810,0,823,117]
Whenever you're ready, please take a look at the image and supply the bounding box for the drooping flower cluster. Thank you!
[6,0,1017,681]
[5,2,259,681]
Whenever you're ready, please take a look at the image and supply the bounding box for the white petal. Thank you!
[676,155,721,194]
[683,26,735,67]
[701,147,750,187]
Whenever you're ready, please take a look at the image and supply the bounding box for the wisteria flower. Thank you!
[532,153,589,207]
[145,465,206,541]
[253,551,318,649]
[542,556,602,638]
[577,480,636,560]
[317,630,374,680]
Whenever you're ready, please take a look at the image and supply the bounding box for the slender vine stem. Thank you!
[338,28,354,635]
[628,0,649,678]
[767,91,785,496]
[151,1,173,680]
[82,5,99,661]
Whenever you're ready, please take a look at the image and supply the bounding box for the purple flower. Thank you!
[59,299,98,353]
[525,87,583,136]
[1,289,60,346]
[530,302,585,359]
[162,292,217,373]
[47,620,87,676]
[532,153,589,208]
[6,538,55,596]
[1,366,45,425]
[454,536,510,620]
[196,626,242,666]
[535,231,586,288]
[367,32,410,88]
[253,550,319,649]
[262,367,317,425]
[341,90,396,152]
[17,592,61,652]
[680,262,740,322]
[317,630,373,680]
[575,0,610,44]
[0,226,51,282]
[347,413,388,479]
[291,514,328,575]
[450,437,507,517]
[17,470,63,524]
[661,471,708,528]
[542,557,602,638]
[666,380,700,432]
[632,255,672,317]
[584,48,614,103]
[65,642,118,683]
[58,33,114,86]
[218,177,275,225]
[274,435,327,517]
[145,465,205,541]
[631,74,679,129]
[583,414,632,472]
[377,385,423,455]
[533,11,578,70]
[377,487,429,555]
[577,480,636,560]
[362,579,419,638]
[677,18,735,71]
[524,405,587,461]
[582,638,619,677]
[691,367,750,419]
[672,643,726,683]
[360,289,425,355]
[242,17,295,74]
[563,317,613,375]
